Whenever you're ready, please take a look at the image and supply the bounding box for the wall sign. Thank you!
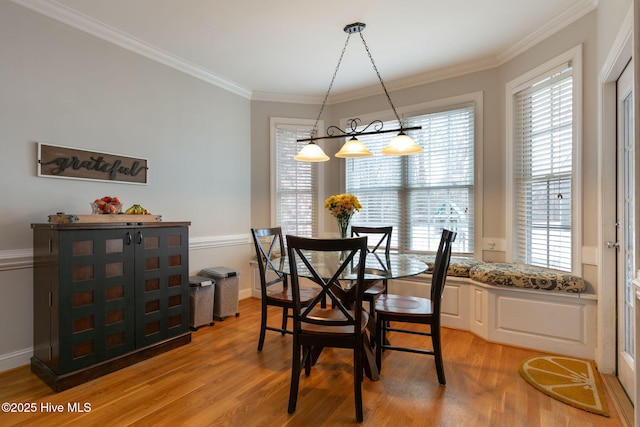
[37,143,148,184]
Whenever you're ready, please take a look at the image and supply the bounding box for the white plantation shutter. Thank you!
[513,64,573,271]
[274,122,318,238]
[346,133,403,248]
[347,105,475,253]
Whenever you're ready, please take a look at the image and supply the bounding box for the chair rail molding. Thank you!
[0,249,32,271]
[189,234,251,250]
[0,234,251,272]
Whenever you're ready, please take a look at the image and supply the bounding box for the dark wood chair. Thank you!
[251,227,320,351]
[374,229,456,385]
[286,235,369,422]
[351,225,392,321]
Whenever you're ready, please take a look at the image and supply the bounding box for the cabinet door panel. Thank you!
[134,226,189,347]
[58,229,136,374]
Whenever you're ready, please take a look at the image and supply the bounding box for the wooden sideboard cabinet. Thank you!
[31,221,191,391]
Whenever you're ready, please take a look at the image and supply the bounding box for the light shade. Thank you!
[294,23,423,162]
[335,137,373,158]
[381,132,423,156]
[293,143,330,162]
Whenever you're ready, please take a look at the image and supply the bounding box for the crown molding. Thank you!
[11,0,253,99]
[252,1,598,106]
[331,1,597,105]
[12,0,598,105]
[497,0,597,64]
[330,57,499,105]
[251,91,325,105]
[252,56,498,105]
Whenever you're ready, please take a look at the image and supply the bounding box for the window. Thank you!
[346,101,477,254]
[270,118,321,238]
[507,46,582,272]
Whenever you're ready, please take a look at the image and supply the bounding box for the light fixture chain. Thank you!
[311,33,352,137]
[358,32,403,126]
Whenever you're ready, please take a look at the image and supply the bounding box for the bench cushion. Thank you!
[469,262,586,293]
[419,255,483,278]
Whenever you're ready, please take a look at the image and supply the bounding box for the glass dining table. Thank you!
[272,251,428,380]
[273,251,427,282]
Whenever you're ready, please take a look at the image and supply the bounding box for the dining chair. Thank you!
[251,227,320,351]
[286,235,369,422]
[374,229,456,385]
[350,225,392,322]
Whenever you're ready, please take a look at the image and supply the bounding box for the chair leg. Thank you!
[304,346,312,376]
[281,307,288,335]
[365,295,377,349]
[432,323,446,385]
[288,341,301,414]
[354,337,364,422]
[257,302,268,351]
[364,296,373,321]
[375,315,383,372]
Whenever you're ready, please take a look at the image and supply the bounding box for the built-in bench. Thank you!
[418,256,586,293]
[250,255,596,359]
[390,257,595,359]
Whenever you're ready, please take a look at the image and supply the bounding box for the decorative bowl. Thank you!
[91,202,122,214]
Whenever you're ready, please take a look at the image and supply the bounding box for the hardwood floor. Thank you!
[1,298,625,426]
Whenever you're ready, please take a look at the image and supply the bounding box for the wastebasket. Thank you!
[188,276,215,330]
[200,267,240,321]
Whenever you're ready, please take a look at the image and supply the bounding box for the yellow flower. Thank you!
[324,193,361,220]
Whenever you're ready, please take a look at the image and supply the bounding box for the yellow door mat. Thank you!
[519,355,609,417]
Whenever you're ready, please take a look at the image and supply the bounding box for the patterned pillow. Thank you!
[414,255,483,278]
[469,262,586,293]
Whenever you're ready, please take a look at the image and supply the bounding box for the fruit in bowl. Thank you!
[124,204,149,215]
[91,196,122,214]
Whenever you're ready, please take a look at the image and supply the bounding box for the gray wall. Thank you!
[0,0,631,372]
[251,11,598,259]
[0,1,252,370]
[250,4,629,295]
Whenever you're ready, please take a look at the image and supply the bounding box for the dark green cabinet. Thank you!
[31,221,191,391]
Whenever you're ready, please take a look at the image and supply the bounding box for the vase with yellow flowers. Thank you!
[324,193,362,238]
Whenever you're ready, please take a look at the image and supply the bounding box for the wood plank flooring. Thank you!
[0,298,625,426]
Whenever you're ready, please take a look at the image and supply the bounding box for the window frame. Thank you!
[505,45,583,273]
[341,92,484,257]
[269,117,325,237]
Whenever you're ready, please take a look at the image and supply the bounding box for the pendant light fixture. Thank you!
[294,22,423,162]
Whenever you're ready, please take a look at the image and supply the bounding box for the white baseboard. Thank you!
[0,347,32,372]
[239,288,253,301]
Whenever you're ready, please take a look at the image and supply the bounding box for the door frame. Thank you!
[598,10,633,374]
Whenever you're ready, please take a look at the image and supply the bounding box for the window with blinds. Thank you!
[346,105,475,253]
[513,64,573,271]
[273,121,319,238]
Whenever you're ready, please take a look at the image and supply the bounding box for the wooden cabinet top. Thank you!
[32,221,191,230]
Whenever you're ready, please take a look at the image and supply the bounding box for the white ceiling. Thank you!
[14,0,598,102]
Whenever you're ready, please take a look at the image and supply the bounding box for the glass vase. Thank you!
[338,217,350,239]
[337,217,350,260]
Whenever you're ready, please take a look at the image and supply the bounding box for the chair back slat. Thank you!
[430,229,457,304]
[251,227,287,298]
[351,226,393,275]
[287,235,368,329]
[351,225,392,257]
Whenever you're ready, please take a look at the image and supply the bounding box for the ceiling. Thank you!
[14,0,598,102]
